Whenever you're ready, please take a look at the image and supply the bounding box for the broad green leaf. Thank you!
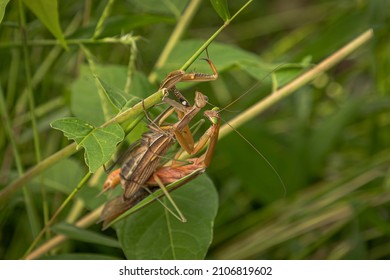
[210,0,231,21]
[51,118,125,173]
[22,0,67,49]
[51,222,121,248]
[0,0,10,24]
[117,175,218,260]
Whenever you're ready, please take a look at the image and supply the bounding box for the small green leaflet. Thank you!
[210,0,231,22]
[51,118,124,173]
[96,76,128,111]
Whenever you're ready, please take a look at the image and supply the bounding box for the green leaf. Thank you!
[51,222,121,248]
[210,0,231,21]
[22,0,67,49]
[51,118,125,173]
[116,175,218,260]
[0,0,10,24]
[96,76,128,111]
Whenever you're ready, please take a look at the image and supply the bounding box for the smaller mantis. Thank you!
[159,57,218,106]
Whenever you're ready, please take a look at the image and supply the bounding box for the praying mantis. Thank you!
[99,93,220,229]
[99,59,220,229]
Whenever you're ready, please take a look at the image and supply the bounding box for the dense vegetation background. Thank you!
[0,0,389,259]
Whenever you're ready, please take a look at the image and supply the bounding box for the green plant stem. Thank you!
[18,0,41,238]
[0,86,23,175]
[0,36,140,48]
[93,0,115,39]
[148,0,202,84]
[124,40,138,94]
[180,0,253,71]
[81,44,112,120]
[0,143,76,202]
[24,172,92,258]
[12,13,81,124]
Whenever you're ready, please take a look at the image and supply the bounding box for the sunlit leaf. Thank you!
[51,118,125,173]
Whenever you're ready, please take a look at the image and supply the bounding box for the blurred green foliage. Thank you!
[0,0,389,260]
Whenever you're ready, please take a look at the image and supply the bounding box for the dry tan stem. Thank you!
[219,29,374,138]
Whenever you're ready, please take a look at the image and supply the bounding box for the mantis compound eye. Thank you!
[179,98,190,107]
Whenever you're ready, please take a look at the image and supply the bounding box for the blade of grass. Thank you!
[93,0,115,39]
[18,0,42,238]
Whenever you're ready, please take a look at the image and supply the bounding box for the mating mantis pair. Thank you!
[99,58,219,229]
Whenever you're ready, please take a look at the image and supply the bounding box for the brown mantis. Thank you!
[99,91,220,229]
[99,56,221,229]
[100,55,219,228]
